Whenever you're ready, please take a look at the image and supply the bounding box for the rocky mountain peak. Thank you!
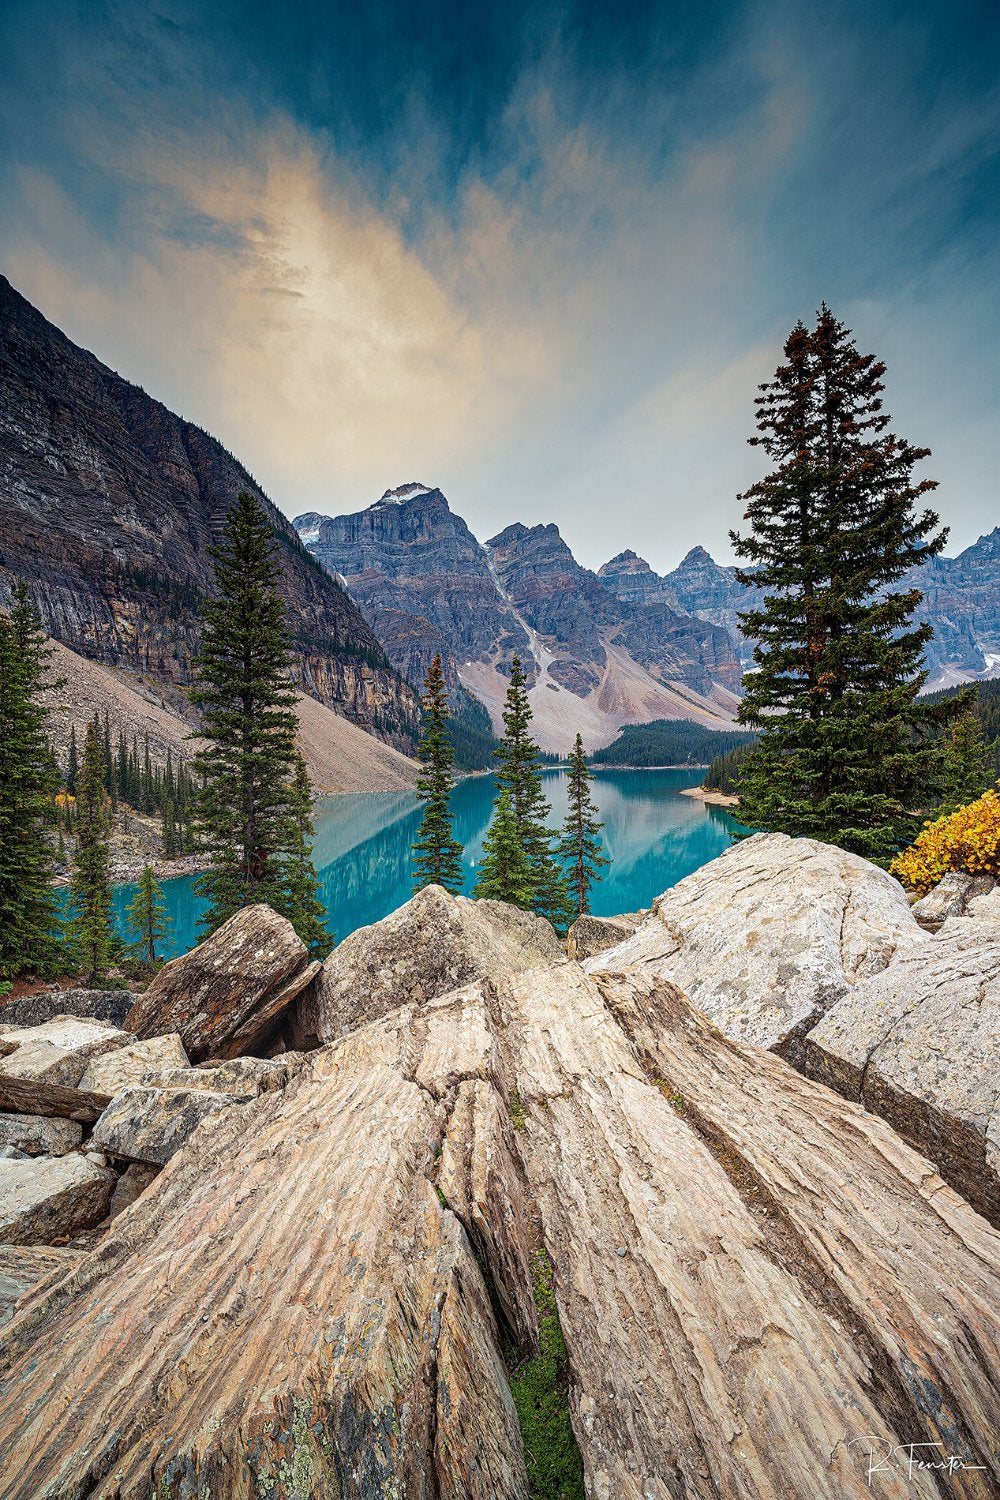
[371,482,437,508]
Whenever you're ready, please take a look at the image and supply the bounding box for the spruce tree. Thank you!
[732,305,956,861]
[557,734,608,917]
[69,719,117,984]
[281,755,331,956]
[190,491,300,931]
[474,790,535,907]
[490,656,573,927]
[127,863,170,968]
[411,653,463,894]
[0,583,61,978]
[939,706,991,813]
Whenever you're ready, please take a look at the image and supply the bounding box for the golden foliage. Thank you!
[890,789,1000,896]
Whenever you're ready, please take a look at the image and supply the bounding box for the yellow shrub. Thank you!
[890,789,1000,896]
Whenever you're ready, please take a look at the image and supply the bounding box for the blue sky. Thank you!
[1,0,998,568]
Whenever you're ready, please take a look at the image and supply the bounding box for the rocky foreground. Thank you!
[1,834,998,1497]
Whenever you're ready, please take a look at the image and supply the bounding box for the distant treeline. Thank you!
[450,690,498,770]
[922,679,1000,778]
[62,713,197,856]
[592,719,759,768]
[702,744,755,795]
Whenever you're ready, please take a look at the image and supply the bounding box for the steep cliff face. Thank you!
[296,486,529,689]
[297,493,744,750]
[909,528,1000,686]
[597,550,670,607]
[0,277,418,747]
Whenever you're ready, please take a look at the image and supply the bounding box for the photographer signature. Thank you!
[849,1436,988,1485]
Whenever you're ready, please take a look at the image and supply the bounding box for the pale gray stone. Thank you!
[910,871,994,929]
[585,832,928,1053]
[566,914,638,961]
[0,1155,115,1245]
[802,915,1000,1225]
[293,883,563,1046]
[78,1034,189,1094]
[0,1114,82,1158]
[0,1016,133,1087]
[90,1086,243,1167]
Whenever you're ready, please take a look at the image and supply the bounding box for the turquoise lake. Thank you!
[111,768,742,959]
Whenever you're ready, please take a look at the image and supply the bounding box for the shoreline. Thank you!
[53,851,213,889]
[679,785,740,808]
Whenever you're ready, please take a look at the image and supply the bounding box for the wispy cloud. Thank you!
[1,0,997,568]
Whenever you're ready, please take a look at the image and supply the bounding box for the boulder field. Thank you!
[0,833,998,1498]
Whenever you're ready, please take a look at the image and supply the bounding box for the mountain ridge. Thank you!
[0,275,419,750]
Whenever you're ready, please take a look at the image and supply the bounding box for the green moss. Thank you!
[509,1251,585,1500]
[510,1089,528,1133]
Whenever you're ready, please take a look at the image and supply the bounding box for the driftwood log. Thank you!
[0,1073,111,1123]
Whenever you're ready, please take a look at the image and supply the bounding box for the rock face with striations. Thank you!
[0,275,418,747]
[292,883,563,1046]
[126,905,320,1062]
[585,832,927,1052]
[802,914,1000,1225]
[2,958,1000,1496]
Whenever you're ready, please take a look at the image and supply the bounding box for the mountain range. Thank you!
[2,273,996,765]
[295,486,1000,752]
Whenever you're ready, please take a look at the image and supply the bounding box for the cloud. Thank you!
[1,0,997,569]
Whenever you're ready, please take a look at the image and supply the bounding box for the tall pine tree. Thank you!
[488,656,573,928]
[939,706,991,813]
[557,734,608,917]
[69,718,117,984]
[190,491,301,932]
[732,306,955,861]
[127,863,170,968]
[0,583,61,978]
[281,755,332,957]
[411,653,463,894]
[473,789,535,907]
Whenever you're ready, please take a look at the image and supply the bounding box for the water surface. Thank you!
[111,768,741,958]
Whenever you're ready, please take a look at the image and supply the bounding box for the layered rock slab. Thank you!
[801,915,1000,1224]
[0,984,529,1499]
[126,905,320,1061]
[505,963,1000,1499]
[0,1154,115,1245]
[293,882,562,1045]
[585,831,926,1051]
[4,959,1000,1496]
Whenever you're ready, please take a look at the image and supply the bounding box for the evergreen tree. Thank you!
[732,305,956,861]
[490,656,573,927]
[162,798,177,859]
[411,653,464,894]
[473,790,535,907]
[940,706,991,812]
[557,734,608,917]
[69,719,117,984]
[0,583,61,978]
[281,755,331,956]
[190,490,300,931]
[127,863,170,968]
[67,723,78,794]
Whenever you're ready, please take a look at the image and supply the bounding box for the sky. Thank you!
[1,0,998,572]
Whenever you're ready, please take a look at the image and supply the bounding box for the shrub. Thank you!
[890,788,1000,896]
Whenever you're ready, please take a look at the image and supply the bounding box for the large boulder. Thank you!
[2,963,999,1496]
[125,905,321,1061]
[565,912,639,961]
[292,882,563,1046]
[0,1154,115,1245]
[0,988,133,1028]
[0,1114,82,1158]
[801,915,1000,1225]
[0,1016,133,1087]
[910,871,994,930]
[78,1033,189,1094]
[90,1086,240,1167]
[90,1054,302,1166]
[585,832,927,1052]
